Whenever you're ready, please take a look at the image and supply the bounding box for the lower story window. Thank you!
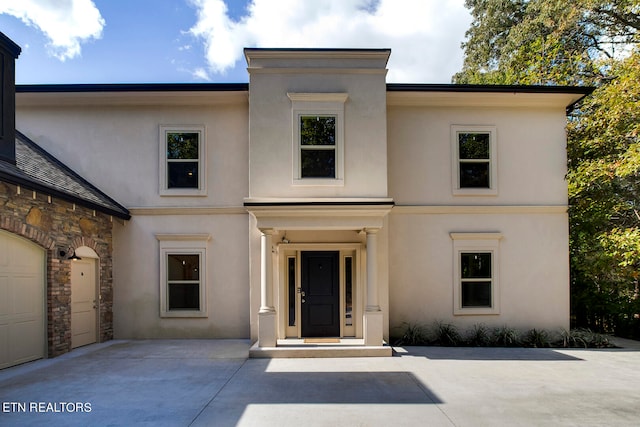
[460,252,492,308]
[451,233,502,315]
[157,234,210,318]
[167,254,201,310]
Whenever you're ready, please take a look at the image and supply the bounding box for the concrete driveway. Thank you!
[1,339,639,426]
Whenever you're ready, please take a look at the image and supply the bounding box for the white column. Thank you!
[366,228,380,312]
[258,229,277,347]
[259,229,275,313]
[364,228,383,346]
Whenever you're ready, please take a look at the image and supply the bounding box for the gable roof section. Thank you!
[0,131,130,219]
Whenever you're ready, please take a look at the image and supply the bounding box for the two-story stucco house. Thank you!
[1,32,591,364]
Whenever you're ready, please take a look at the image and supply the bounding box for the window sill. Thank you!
[454,308,500,316]
[292,178,344,187]
[160,189,207,197]
[453,188,498,197]
[160,311,208,318]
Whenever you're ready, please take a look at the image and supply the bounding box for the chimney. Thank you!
[0,32,21,165]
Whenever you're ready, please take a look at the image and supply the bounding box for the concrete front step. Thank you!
[249,339,393,358]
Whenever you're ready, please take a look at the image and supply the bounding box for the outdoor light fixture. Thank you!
[58,247,82,261]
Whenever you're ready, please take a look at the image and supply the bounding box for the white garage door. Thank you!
[0,230,45,369]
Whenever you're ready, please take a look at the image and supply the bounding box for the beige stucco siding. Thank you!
[387,101,570,333]
[248,72,389,199]
[16,102,249,208]
[387,105,569,206]
[388,210,570,333]
[113,212,249,339]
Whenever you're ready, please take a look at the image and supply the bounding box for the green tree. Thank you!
[456,0,640,337]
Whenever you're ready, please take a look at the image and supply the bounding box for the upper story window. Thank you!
[300,115,336,178]
[159,125,206,196]
[288,93,347,186]
[451,125,497,196]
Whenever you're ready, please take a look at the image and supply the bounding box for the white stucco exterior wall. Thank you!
[386,101,572,334]
[16,94,252,339]
[13,55,584,344]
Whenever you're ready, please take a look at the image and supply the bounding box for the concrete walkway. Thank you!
[1,339,640,426]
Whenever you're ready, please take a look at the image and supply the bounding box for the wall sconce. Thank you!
[58,247,82,261]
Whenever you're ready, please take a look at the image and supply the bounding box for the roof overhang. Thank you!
[244,198,394,231]
[387,84,593,112]
[16,83,248,107]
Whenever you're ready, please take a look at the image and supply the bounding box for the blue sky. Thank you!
[0,0,472,85]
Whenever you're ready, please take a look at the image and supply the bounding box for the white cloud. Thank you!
[188,0,472,82]
[0,0,104,61]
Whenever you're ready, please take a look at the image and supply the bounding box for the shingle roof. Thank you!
[0,131,130,219]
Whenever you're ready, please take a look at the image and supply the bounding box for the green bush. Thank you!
[465,324,492,347]
[492,326,520,347]
[392,322,617,348]
[431,321,462,346]
[392,322,429,346]
[523,328,551,348]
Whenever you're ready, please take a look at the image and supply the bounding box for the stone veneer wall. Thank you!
[0,181,117,357]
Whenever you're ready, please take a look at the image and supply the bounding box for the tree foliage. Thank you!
[456,0,640,337]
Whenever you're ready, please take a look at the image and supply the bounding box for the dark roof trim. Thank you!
[0,168,131,220]
[16,82,593,97]
[244,201,395,207]
[9,131,131,220]
[387,83,594,95]
[0,32,21,58]
[16,83,248,93]
[244,47,392,53]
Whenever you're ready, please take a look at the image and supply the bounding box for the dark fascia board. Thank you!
[16,83,249,93]
[244,47,392,53]
[0,32,21,58]
[386,83,594,95]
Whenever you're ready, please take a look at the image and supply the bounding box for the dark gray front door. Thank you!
[301,251,340,337]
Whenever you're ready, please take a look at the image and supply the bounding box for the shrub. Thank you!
[523,328,551,348]
[393,322,429,346]
[556,328,614,348]
[432,321,462,346]
[492,325,520,347]
[465,324,492,347]
[557,329,588,348]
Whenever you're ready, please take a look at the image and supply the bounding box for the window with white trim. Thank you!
[288,93,347,185]
[157,234,210,317]
[159,125,206,196]
[451,233,502,315]
[451,125,497,196]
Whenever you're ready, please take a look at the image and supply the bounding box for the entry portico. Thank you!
[246,200,393,356]
[244,47,393,356]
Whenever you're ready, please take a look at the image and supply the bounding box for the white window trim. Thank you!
[450,232,502,315]
[159,125,207,196]
[288,93,347,186]
[156,234,211,318]
[451,125,498,196]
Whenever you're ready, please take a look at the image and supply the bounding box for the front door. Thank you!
[71,259,97,348]
[301,251,340,337]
